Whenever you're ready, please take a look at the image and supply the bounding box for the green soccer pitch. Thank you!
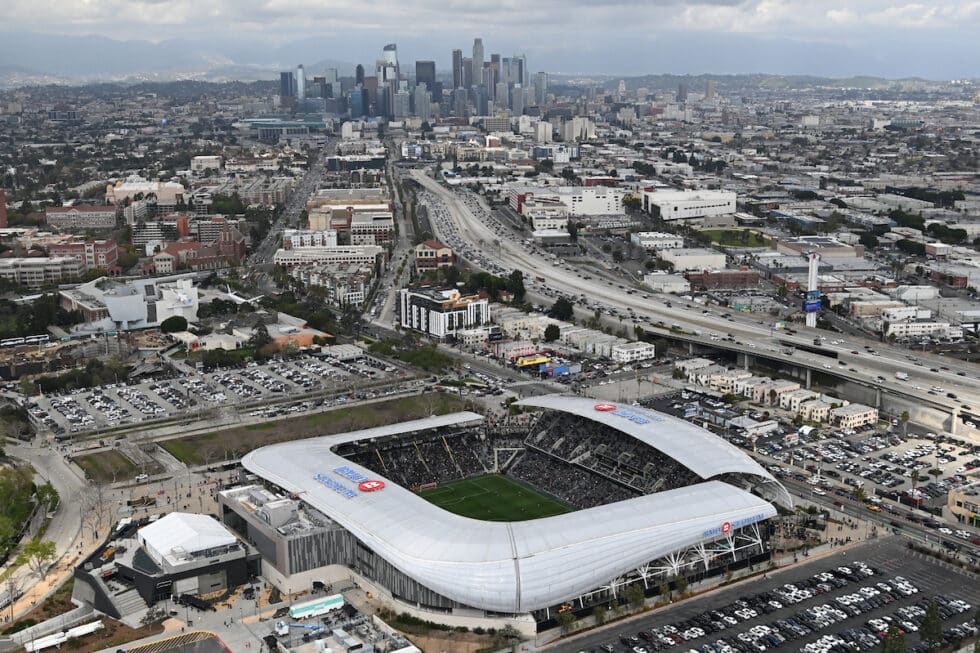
[417,474,571,521]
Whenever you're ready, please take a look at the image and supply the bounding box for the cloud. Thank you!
[1,0,977,77]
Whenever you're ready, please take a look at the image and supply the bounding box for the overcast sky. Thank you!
[4,0,980,78]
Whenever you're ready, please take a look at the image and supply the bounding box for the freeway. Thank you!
[410,170,980,428]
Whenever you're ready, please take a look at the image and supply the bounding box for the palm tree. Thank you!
[900,411,910,436]
[910,469,920,502]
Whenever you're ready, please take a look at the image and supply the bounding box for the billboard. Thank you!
[803,289,821,313]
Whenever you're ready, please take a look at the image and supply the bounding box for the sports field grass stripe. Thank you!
[418,474,571,521]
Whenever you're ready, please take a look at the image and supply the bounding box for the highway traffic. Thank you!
[409,169,980,427]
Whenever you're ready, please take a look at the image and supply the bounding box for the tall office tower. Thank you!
[513,54,527,86]
[452,49,463,89]
[617,79,626,100]
[415,60,436,89]
[325,68,339,84]
[312,76,327,98]
[462,57,472,89]
[500,57,511,87]
[414,84,432,121]
[705,79,717,99]
[534,71,548,106]
[350,87,367,118]
[453,88,468,117]
[364,76,379,114]
[490,54,501,93]
[0,189,7,229]
[355,64,365,86]
[280,71,295,97]
[471,38,484,87]
[677,82,689,102]
[393,89,411,118]
[495,82,509,109]
[381,43,399,75]
[296,65,306,101]
[511,84,524,115]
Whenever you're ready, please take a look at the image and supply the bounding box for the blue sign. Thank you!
[703,512,767,538]
[803,300,821,313]
[333,465,370,484]
[313,472,358,499]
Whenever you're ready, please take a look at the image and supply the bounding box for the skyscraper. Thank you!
[534,71,548,106]
[415,61,436,89]
[453,88,468,118]
[705,79,717,100]
[414,84,432,122]
[296,65,306,101]
[462,57,472,89]
[280,71,295,98]
[452,49,463,89]
[513,54,527,86]
[677,82,689,102]
[471,38,484,88]
[355,64,365,86]
[381,43,399,72]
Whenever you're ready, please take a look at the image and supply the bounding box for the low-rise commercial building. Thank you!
[414,240,454,273]
[630,232,684,251]
[641,189,736,223]
[659,248,727,272]
[830,404,879,429]
[0,256,85,287]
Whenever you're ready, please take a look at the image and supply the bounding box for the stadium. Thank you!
[230,395,791,632]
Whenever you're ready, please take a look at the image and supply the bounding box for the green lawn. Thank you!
[701,229,771,247]
[74,449,137,483]
[159,394,467,466]
[418,474,571,521]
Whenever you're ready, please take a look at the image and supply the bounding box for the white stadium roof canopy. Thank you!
[242,398,786,613]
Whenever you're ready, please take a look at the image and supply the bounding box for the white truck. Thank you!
[894,372,909,381]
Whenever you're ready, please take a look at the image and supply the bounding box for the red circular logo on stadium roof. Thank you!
[594,403,617,411]
[721,521,732,534]
[358,480,385,492]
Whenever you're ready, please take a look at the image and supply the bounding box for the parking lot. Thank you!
[25,352,406,437]
[550,538,980,653]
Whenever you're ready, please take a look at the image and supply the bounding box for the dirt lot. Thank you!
[159,393,469,465]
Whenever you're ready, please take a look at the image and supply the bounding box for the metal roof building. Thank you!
[241,396,787,615]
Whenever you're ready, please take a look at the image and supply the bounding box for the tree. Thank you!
[880,624,906,652]
[625,583,645,611]
[592,604,607,625]
[858,232,880,249]
[854,486,867,503]
[660,581,671,603]
[556,610,577,634]
[910,469,919,502]
[920,601,943,647]
[159,315,188,333]
[507,269,526,302]
[4,575,22,623]
[674,574,688,596]
[900,411,909,436]
[566,221,578,242]
[248,323,272,349]
[17,537,56,579]
[544,323,561,342]
[548,297,574,321]
[623,196,642,212]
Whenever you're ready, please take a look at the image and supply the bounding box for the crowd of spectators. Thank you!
[506,449,637,509]
[527,414,700,493]
[340,427,488,488]
[335,411,701,507]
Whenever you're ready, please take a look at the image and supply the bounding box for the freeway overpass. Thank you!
[411,170,979,436]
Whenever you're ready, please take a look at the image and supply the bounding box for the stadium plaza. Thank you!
[221,395,791,634]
